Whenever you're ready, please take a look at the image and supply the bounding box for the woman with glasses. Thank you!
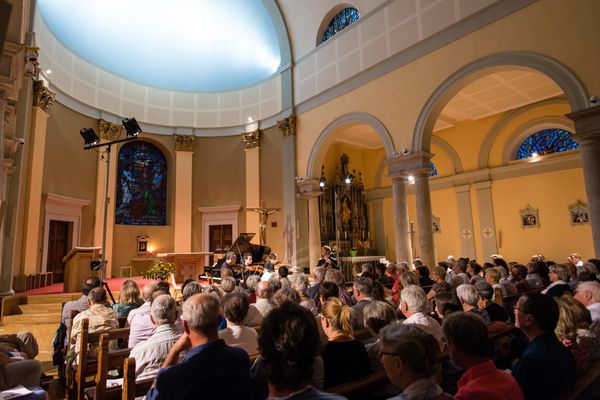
[319,298,370,388]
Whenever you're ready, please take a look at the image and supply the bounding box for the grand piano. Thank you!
[205,233,271,278]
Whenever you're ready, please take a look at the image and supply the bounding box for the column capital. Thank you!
[566,106,600,144]
[241,129,261,149]
[473,181,492,191]
[173,134,196,152]
[32,80,55,112]
[296,178,321,198]
[386,150,434,176]
[278,113,296,137]
[98,119,122,141]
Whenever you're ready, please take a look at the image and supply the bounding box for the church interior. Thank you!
[1,0,600,399]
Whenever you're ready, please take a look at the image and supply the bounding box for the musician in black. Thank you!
[221,252,238,271]
[263,253,278,272]
[317,245,338,269]
[242,252,254,268]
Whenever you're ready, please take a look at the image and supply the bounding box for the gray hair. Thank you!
[494,266,508,279]
[400,285,431,313]
[290,273,309,293]
[363,301,397,333]
[577,281,600,302]
[380,323,440,377]
[221,276,237,293]
[399,271,418,288]
[245,274,260,290]
[181,294,221,334]
[456,284,480,306]
[550,264,570,282]
[151,294,178,325]
[313,266,325,281]
[324,268,344,286]
[88,287,107,304]
[353,277,373,296]
[182,281,203,301]
[256,281,273,299]
[141,282,158,302]
[474,281,494,301]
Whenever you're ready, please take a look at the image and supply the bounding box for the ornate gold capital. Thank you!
[32,80,55,112]
[242,129,261,149]
[98,119,122,141]
[173,134,196,152]
[278,114,296,137]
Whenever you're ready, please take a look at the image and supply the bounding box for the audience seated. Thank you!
[574,280,600,324]
[251,281,275,317]
[525,263,544,290]
[442,312,524,400]
[416,265,434,290]
[512,292,576,400]
[112,279,143,317]
[427,265,451,301]
[130,294,181,380]
[219,292,259,356]
[456,284,491,325]
[376,263,393,286]
[182,281,203,301]
[474,281,509,323]
[400,285,443,343]
[449,259,471,290]
[319,281,340,307]
[0,353,44,397]
[484,268,507,300]
[277,265,291,288]
[127,281,158,348]
[392,271,418,305]
[496,266,518,295]
[324,268,354,306]
[555,295,600,376]
[381,323,450,400]
[352,277,375,329]
[542,264,573,297]
[510,265,532,293]
[254,302,340,399]
[146,294,251,399]
[60,276,101,346]
[467,262,484,285]
[363,301,398,371]
[434,292,462,320]
[220,276,238,296]
[290,273,318,315]
[307,267,325,310]
[320,298,370,388]
[243,274,260,304]
[272,286,301,307]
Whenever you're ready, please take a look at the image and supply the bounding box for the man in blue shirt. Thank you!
[512,292,576,400]
[146,294,251,400]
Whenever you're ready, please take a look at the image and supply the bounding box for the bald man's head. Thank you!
[181,294,221,334]
[256,281,273,299]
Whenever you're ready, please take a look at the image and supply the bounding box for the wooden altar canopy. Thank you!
[156,252,213,282]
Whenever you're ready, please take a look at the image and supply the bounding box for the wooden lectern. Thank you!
[156,252,213,283]
[62,247,101,293]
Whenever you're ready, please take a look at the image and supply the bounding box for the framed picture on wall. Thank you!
[432,215,441,233]
[520,205,540,228]
[569,200,589,225]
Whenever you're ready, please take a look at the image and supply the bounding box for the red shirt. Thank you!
[456,360,524,400]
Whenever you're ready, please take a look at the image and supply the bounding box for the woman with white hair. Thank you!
[290,273,318,315]
[542,264,573,297]
[456,284,491,325]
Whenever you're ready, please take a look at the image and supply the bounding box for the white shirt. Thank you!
[403,312,443,343]
[588,302,600,323]
[218,324,259,356]
[387,377,444,400]
[130,323,181,381]
[127,302,155,348]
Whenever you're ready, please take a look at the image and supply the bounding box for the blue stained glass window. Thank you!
[116,141,167,225]
[515,128,579,160]
[321,8,360,43]
[429,161,438,177]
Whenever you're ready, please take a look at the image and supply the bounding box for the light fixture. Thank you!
[344,174,353,185]
[80,128,100,147]
[531,152,539,158]
[319,165,327,188]
[45,68,52,75]
[122,117,142,137]
[406,175,415,184]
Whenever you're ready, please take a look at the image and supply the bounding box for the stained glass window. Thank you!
[116,141,167,225]
[429,161,438,177]
[515,128,579,160]
[321,8,360,43]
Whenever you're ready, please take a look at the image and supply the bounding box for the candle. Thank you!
[344,231,348,240]
[368,231,371,239]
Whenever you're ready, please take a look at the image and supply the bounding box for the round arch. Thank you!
[413,52,588,153]
[315,3,358,46]
[306,112,396,179]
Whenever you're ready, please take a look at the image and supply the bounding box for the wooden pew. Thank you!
[326,369,390,399]
[70,319,130,400]
[560,360,600,400]
[84,333,131,400]
[122,358,154,400]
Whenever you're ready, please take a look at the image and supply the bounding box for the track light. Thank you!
[122,117,142,137]
[80,128,100,147]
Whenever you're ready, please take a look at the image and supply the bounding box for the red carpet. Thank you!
[22,277,157,295]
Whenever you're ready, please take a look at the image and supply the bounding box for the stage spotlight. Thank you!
[122,117,142,137]
[80,128,100,147]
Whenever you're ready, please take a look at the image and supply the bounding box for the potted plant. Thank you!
[143,260,175,281]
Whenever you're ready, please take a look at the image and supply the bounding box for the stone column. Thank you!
[173,135,195,252]
[413,169,436,268]
[454,185,476,259]
[474,181,498,259]
[279,114,298,265]
[567,106,600,257]
[242,129,261,240]
[390,176,412,264]
[0,90,11,295]
[297,179,321,268]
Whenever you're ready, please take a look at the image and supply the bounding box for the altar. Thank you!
[339,256,384,282]
[157,252,213,282]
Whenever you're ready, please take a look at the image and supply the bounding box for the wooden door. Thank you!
[209,224,232,253]
[47,220,70,283]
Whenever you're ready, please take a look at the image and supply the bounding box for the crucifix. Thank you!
[409,221,417,259]
[248,201,280,245]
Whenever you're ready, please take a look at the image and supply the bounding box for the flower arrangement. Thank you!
[143,260,175,280]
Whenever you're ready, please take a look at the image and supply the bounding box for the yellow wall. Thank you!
[259,126,284,256]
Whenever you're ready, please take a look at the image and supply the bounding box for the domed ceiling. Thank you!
[37,0,282,92]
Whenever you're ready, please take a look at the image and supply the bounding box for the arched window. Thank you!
[515,128,579,160]
[116,141,167,225]
[321,7,360,43]
[429,161,438,177]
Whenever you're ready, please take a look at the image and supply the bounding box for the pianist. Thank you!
[317,245,338,269]
[221,252,238,271]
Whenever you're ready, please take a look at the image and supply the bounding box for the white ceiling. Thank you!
[433,69,563,131]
